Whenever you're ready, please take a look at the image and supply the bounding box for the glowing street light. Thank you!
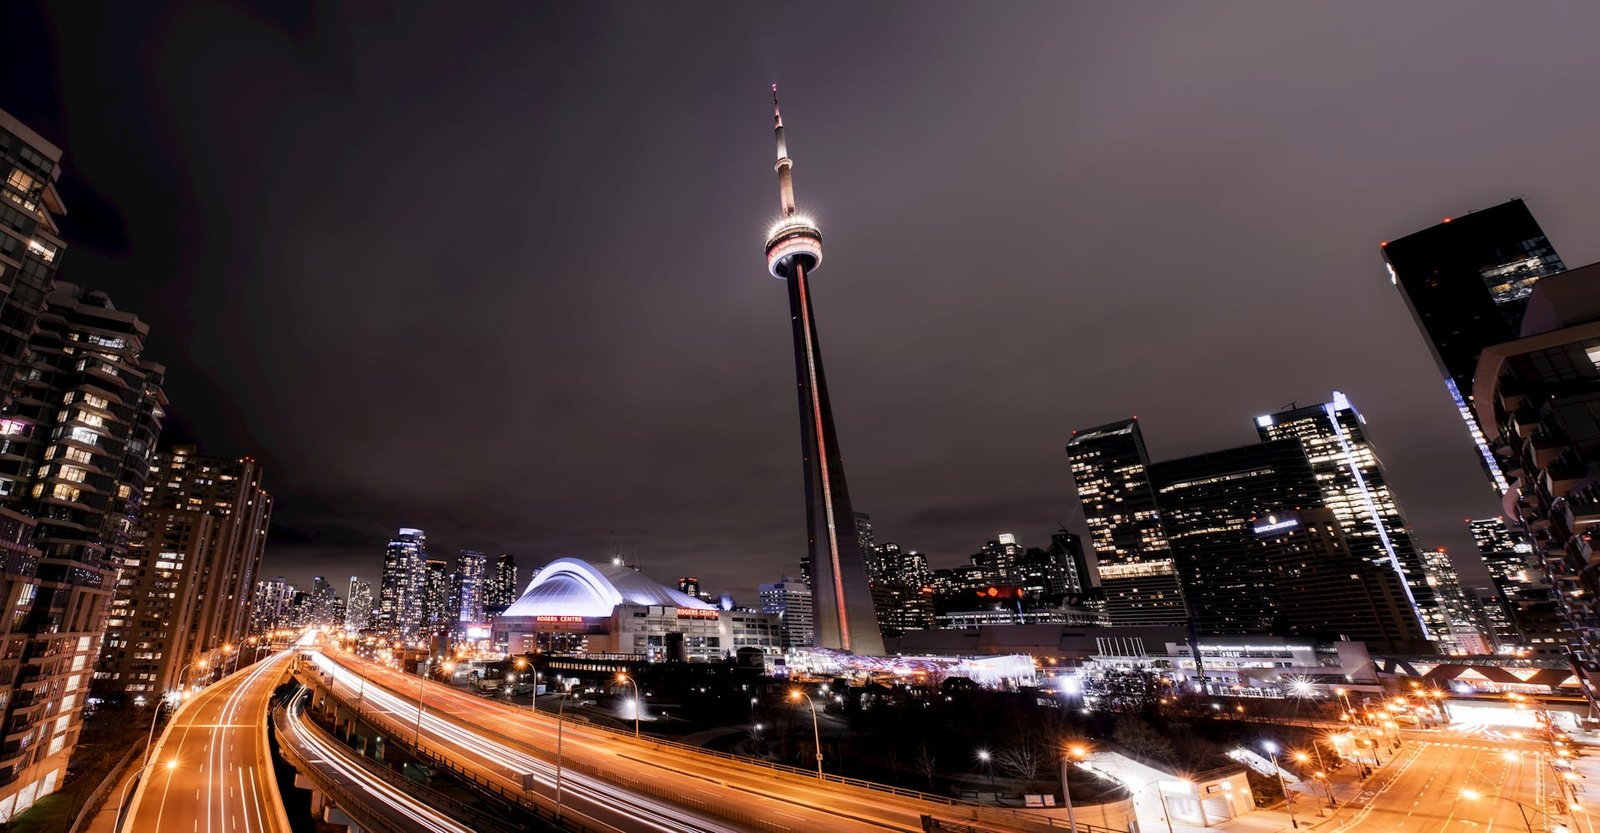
[1262,741,1299,830]
[616,673,641,738]
[788,689,823,778]
[975,748,996,789]
[1061,742,1090,831]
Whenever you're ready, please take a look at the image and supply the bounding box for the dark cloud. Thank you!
[4,2,1598,601]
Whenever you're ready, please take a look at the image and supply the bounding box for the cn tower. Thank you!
[763,86,884,655]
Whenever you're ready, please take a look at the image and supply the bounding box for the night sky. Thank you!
[4,3,1600,602]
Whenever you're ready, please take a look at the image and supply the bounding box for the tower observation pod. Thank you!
[762,85,884,656]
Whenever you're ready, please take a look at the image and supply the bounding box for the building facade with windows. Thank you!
[1383,199,1568,493]
[100,446,272,699]
[0,281,165,819]
[1473,263,1600,657]
[1149,439,1323,635]
[759,576,815,649]
[1066,419,1188,625]
[378,528,426,641]
[1255,392,1440,641]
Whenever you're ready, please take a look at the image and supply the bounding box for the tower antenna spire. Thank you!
[771,83,795,216]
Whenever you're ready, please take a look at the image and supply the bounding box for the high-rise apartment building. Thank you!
[1473,264,1600,653]
[0,279,165,816]
[1254,508,1426,649]
[1470,517,1518,556]
[759,576,814,649]
[378,528,426,641]
[1419,548,1491,655]
[762,89,882,655]
[455,549,486,625]
[250,577,294,634]
[1382,200,1567,492]
[344,577,372,632]
[1149,440,1324,635]
[100,446,271,699]
[1045,529,1094,598]
[1255,392,1439,640]
[971,534,1025,583]
[869,542,931,590]
[0,109,71,817]
[484,553,519,615]
[308,576,343,629]
[423,559,451,634]
[0,110,67,409]
[1066,419,1187,625]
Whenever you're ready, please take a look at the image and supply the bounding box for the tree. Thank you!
[1113,714,1175,765]
[993,743,1046,782]
[913,743,939,788]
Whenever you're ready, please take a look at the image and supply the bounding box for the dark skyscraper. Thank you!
[1254,507,1427,649]
[1382,199,1567,492]
[762,87,882,655]
[1255,392,1439,641]
[1149,439,1323,634]
[1066,419,1187,625]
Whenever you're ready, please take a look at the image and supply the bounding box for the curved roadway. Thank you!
[312,647,1113,833]
[121,650,292,833]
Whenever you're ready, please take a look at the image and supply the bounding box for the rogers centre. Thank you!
[492,557,780,662]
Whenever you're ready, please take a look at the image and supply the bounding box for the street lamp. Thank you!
[555,689,569,822]
[140,694,178,770]
[789,689,823,778]
[1061,742,1089,831]
[115,758,180,831]
[1458,787,1569,833]
[178,657,211,692]
[514,657,531,711]
[975,748,996,790]
[1291,751,1335,809]
[1262,741,1299,830]
[616,673,641,738]
[414,664,429,748]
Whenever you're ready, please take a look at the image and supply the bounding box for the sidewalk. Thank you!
[78,762,143,833]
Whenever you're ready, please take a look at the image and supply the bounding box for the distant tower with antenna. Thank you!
[763,85,884,655]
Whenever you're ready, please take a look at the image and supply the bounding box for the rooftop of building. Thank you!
[500,557,714,618]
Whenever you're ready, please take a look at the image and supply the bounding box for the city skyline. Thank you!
[8,6,1600,601]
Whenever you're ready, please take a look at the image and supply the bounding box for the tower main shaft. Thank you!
[762,87,883,655]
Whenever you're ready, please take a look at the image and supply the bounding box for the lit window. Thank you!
[26,240,56,262]
[1586,345,1600,371]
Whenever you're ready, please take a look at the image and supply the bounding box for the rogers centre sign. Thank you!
[676,608,719,620]
[534,615,586,624]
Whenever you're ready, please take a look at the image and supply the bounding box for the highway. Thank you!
[121,650,292,833]
[1325,731,1596,833]
[278,687,476,833]
[304,649,750,832]
[309,647,1127,833]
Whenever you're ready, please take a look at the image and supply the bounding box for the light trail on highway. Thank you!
[305,650,746,833]
[282,687,474,833]
[310,646,1127,833]
[122,649,291,833]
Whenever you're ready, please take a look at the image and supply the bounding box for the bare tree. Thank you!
[993,743,1046,782]
[913,743,939,788]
